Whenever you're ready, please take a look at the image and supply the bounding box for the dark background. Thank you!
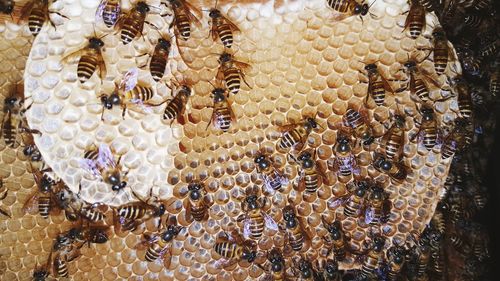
[486,113,499,279]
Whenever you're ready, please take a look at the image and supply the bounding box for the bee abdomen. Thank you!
[150,54,168,82]
[145,244,162,262]
[102,2,120,27]
[249,212,265,239]
[440,140,456,159]
[360,256,378,277]
[54,257,68,277]
[433,44,449,74]
[118,205,146,220]
[38,196,51,219]
[344,204,358,217]
[131,86,154,101]
[413,78,430,101]
[224,68,242,95]
[288,227,304,251]
[78,55,98,83]
[371,80,386,105]
[384,133,403,160]
[278,129,300,149]
[423,129,438,150]
[176,14,191,40]
[304,172,319,193]
[214,107,232,132]
[2,117,16,147]
[163,97,182,120]
[121,18,140,45]
[217,23,234,48]
[84,149,99,161]
[81,208,105,222]
[190,204,207,221]
[28,9,45,36]
[326,0,350,13]
[214,242,237,259]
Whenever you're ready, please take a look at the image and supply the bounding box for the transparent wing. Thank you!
[263,213,278,231]
[243,218,251,240]
[365,207,374,224]
[95,0,107,21]
[120,68,139,92]
[128,98,153,114]
[97,143,116,170]
[79,158,100,178]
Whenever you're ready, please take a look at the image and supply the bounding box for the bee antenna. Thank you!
[369,0,378,9]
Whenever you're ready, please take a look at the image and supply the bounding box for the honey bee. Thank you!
[279,204,311,253]
[404,0,426,39]
[99,68,154,120]
[329,129,359,177]
[62,31,107,84]
[254,149,288,193]
[217,51,251,95]
[113,189,166,232]
[213,230,258,269]
[327,0,377,22]
[116,1,155,45]
[321,218,349,262]
[379,111,406,161]
[406,232,431,280]
[135,215,184,267]
[184,181,212,222]
[52,233,82,278]
[290,149,328,193]
[314,259,342,281]
[0,0,14,17]
[0,178,11,218]
[385,242,407,281]
[424,26,455,75]
[237,187,278,241]
[291,255,317,281]
[258,248,287,281]
[343,107,377,146]
[410,104,441,150]
[277,115,320,151]
[96,0,121,28]
[79,143,127,192]
[55,187,107,222]
[358,234,385,279]
[364,185,391,225]
[19,128,43,162]
[329,180,369,218]
[397,55,441,103]
[152,77,192,125]
[372,152,408,182]
[18,0,68,37]
[447,76,473,120]
[139,34,172,82]
[1,82,27,148]
[360,63,394,106]
[66,224,110,247]
[32,252,52,281]
[208,0,240,48]
[440,118,471,160]
[22,164,60,219]
[206,82,236,132]
[161,0,201,41]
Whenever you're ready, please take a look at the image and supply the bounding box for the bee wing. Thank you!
[329,11,351,22]
[263,178,277,194]
[179,1,202,25]
[381,75,394,93]
[127,98,153,114]
[97,143,116,170]
[316,161,330,185]
[221,15,241,33]
[419,68,442,89]
[295,171,306,192]
[134,233,155,250]
[78,158,101,178]
[364,206,374,224]
[327,196,347,209]
[61,46,89,64]
[22,191,40,215]
[276,123,299,133]
[17,0,35,22]
[95,0,107,21]
[162,246,173,269]
[263,212,279,231]
[243,218,252,240]
[120,68,139,92]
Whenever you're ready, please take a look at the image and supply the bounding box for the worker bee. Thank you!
[424,26,455,75]
[359,62,394,106]
[321,218,349,262]
[206,82,236,132]
[440,118,471,160]
[116,1,155,45]
[291,255,318,280]
[0,0,14,16]
[184,180,212,222]
[79,143,127,192]
[0,178,10,218]
[372,152,408,182]
[237,186,278,241]
[358,234,385,279]
[385,243,407,281]
[135,215,184,267]
[55,186,107,222]
[410,104,441,150]
[22,164,60,219]
[19,128,42,162]
[138,34,172,82]
[277,115,320,151]
[151,77,192,125]
[1,82,27,148]
[314,259,342,281]
[53,249,80,278]
[18,0,68,37]
[213,230,258,269]
[289,149,328,193]
[99,68,154,120]
[161,0,201,40]
[396,55,441,103]
[208,0,240,48]
[216,51,251,95]
[66,224,110,247]
[113,189,166,232]
[406,232,431,280]
[96,0,121,28]
[32,252,52,281]
[62,31,107,84]
[447,76,473,120]
[279,204,311,253]
[403,0,426,39]
[329,180,369,218]
[364,185,391,225]
[254,149,288,193]
[258,248,287,281]
[343,107,377,146]
[327,0,377,22]
[329,129,360,177]
[379,111,406,161]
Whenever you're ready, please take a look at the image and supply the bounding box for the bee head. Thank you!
[2,4,14,14]
[355,185,367,197]
[268,248,282,264]
[282,205,295,221]
[93,230,109,244]
[306,117,318,129]
[370,187,384,200]
[380,159,392,171]
[89,37,105,49]
[373,236,385,251]
[404,60,416,69]
[40,176,54,192]
[421,106,434,119]
[158,38,171,49]
[137,2,150,13]
[242,250,257,262]
[23,146,33,156]
[325,260,339,274]
[4,96,17,107]
[359,3,370,16]
[212,88,226,102]
[219,52,232,63]
[188,183,203,200]
[209,8,221,19]
[394,114,406,127]
[156,204,166,216]
[432,27,445,38]
[298,151,311,161]
[364,63,377,73]
[245,195,258,208]
[254,154,266,164]
[362,133,374,145]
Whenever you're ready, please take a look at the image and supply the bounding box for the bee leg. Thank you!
[0,207,11,218]
[48,11,69,29]
[121,105,127,119]
[0,189,8,200]
[239,71,251,89]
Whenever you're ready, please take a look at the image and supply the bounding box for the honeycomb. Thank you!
[1,0,464,280]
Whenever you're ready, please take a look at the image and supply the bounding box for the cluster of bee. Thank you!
[0,0,497,280]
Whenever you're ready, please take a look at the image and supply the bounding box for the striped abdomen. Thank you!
[150,48,169,82]
[128,86,154,102]
[279,126,306,149]
[406,3,425,39]
[248,210,265,240]
[145,238,168,262]
[213,104,232,132]
[331,238,346,261]
[117,204,147,220]
[38,194,51,219]
[491,69,499,96]
[189,199,207,221]
[327,0,351,13]
[360,250,381,278]
[411,74,430,101]
[1,113,16,147]
[216,20,234,48]
[81,207,105,222]
[102,1,120,27]
[422,126,438,150]
[344,197,362,217]
[303,168,319,193]
[78,53,98,83]
[54,256,68,277]
[336,153,355,177]
[121,14,145,44]
[287,224,305,251]
[440,139,456,159]
[430,249,444,275]
[223,67,242,95]
[344,109,363,128]
[383,128,404,160]
[84,148,99,161]
[387,262,403,281]
[457,90,473,119]
[28,7,46,36]
[369,76,386,105]
[175,13,192,40]
[433,40,449,74]
[415,249,431,277]
[163,95,185,120]
[214,242,241,259]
